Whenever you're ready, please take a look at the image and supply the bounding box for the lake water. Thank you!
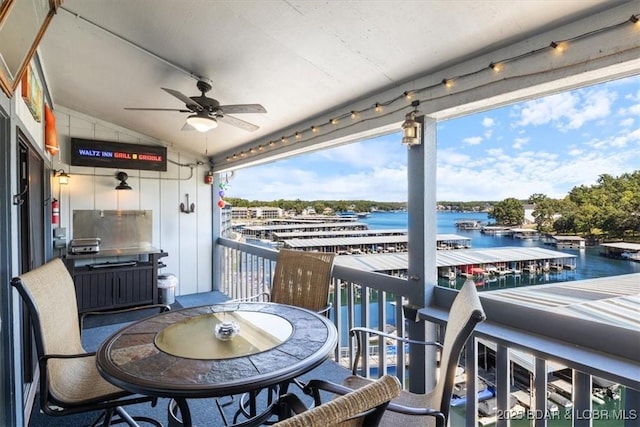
[361,210,640,288]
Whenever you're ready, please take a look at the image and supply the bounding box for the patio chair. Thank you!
[273,374,402,427]
[12,258,169,427]
[340,279,486,427]
[232,248,336,315]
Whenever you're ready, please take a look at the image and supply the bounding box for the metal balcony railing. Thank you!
[215,238,639,427]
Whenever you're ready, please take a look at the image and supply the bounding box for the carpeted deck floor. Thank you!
[28,292,350,426]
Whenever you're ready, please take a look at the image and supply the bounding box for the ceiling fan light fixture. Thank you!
[186,114,218,132]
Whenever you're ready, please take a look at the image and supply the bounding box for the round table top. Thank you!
[96,302,337,398]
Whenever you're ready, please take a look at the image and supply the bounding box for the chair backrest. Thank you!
[274,375,402,427]
[432,278,486,421]
[11,258,85,401]
[270,249,335,312]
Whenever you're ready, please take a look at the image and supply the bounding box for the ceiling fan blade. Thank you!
[218,115,259,132]
[125,107,191,112]
[161,87,204,110]
[220,104,267,114]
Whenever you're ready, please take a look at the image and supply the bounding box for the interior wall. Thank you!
[52,106,213,296]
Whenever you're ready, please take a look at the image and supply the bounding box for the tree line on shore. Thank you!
[225,171,639,240]
[489,172,640,240]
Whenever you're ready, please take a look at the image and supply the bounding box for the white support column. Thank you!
[211,173,222,292]
[406,114,438,393]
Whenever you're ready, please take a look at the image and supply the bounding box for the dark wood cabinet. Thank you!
[64,249,167,313]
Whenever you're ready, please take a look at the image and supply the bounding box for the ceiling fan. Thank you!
[125,80,266,132]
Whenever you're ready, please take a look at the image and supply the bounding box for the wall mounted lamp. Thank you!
[115,171,132,190]
[186,112,218,132]
[54,169,70,185]
[401,108,421,147]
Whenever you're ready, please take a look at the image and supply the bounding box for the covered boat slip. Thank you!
[241,222,368,239]
[600,242,640,261]
[478,273,640,330]
[280,233,470,253]
[475,273,640,371]
[272,228,408,240]
[335,246,576,272]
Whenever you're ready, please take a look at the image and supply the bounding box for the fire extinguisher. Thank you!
[52,198,59,224]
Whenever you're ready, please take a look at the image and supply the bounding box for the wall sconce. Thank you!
[54,169,70,185]
[115,172,132,190]
[401,108,421,147]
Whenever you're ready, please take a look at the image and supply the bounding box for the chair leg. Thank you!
[88,406,162,427]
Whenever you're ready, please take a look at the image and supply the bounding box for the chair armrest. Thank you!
[80,304,170,330]
[350,327,442,375]
[317,302,332,317]
[302,379,358,406]
[275,393,311,419]
[40,352,95,362]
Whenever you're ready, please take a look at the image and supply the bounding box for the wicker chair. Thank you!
[274,375,402,427]
[341,279,486,427]
[270,249,336,314]
[234,248,336,315]
[12,258,168,426]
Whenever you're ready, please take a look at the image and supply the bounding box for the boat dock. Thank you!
[334,246,578,278]
[278,233,470,254]
[600,242,640,262]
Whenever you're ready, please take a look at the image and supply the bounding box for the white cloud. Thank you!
[482,117,494,127]
[619,118,634,128]
[463,136,482,145]
[515,88,616,131]
[512,137,529,150]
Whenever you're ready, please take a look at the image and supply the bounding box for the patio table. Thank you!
[96,302,337,426]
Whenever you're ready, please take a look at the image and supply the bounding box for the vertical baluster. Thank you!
[495,343,510,427]
[573,371,592,427]
[534,357,548,427]
[465,336,478,427]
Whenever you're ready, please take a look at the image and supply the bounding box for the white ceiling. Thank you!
[38,0,623,163]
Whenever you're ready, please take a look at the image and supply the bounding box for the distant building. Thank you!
[523,203,536,225]
[231,207,250,219]
[248,207,283,219]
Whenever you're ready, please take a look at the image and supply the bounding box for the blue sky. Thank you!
[229,74,640,202]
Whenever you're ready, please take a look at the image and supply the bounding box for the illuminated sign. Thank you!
[70,138,167,171]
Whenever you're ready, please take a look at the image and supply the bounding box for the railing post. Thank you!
[465,337,479,427]
[495,343,510,427]
[624,387,640,427]
[573,371,592,427]
[534,357,548,427]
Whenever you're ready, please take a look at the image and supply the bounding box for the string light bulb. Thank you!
[222,15,636,164]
